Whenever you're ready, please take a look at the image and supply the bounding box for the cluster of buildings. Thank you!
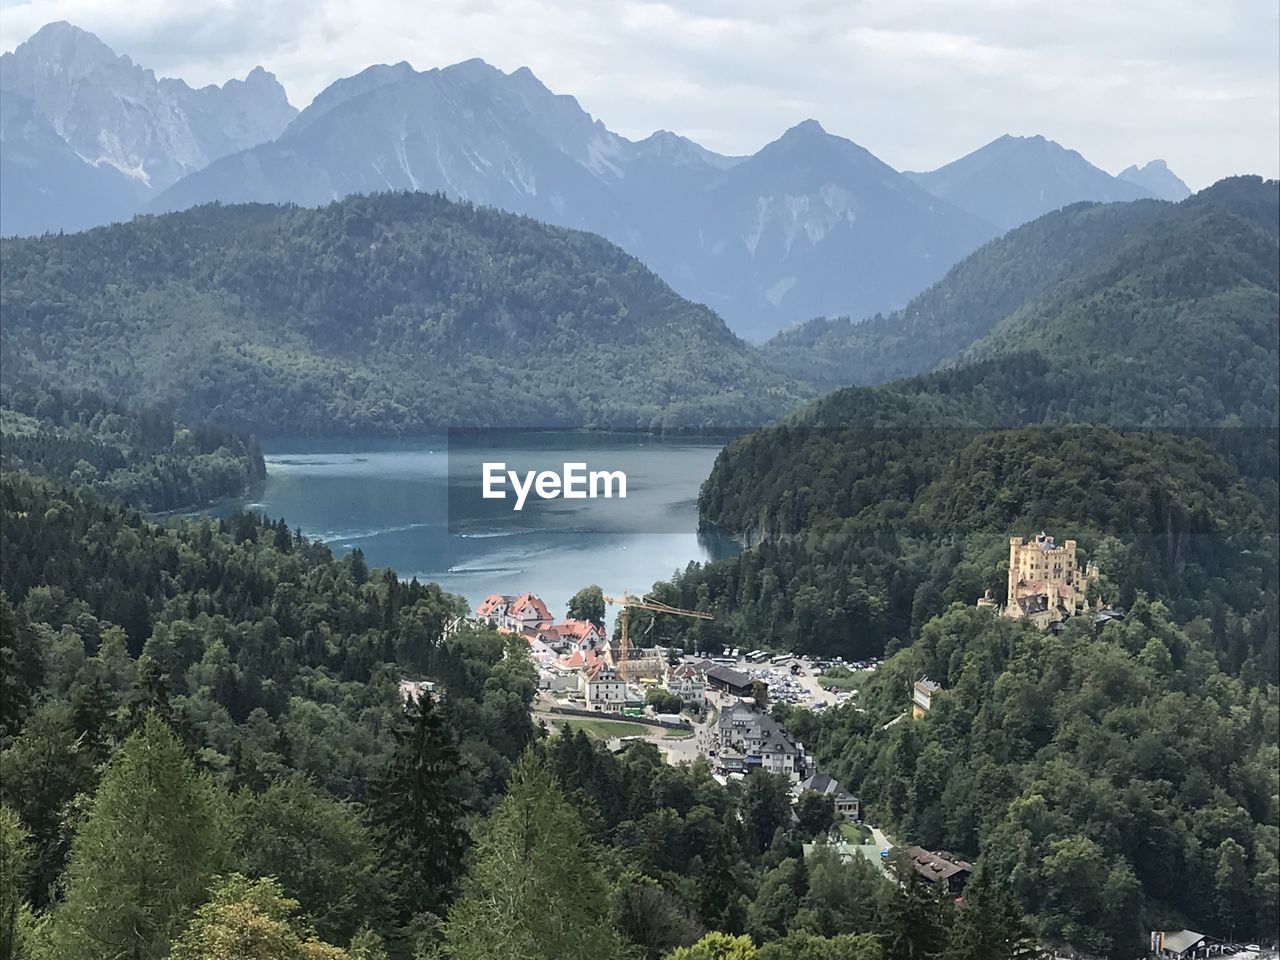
[1150,931,1266,960]
[716,700,806,779]
[714,699,860,823]
[473,592,712,713]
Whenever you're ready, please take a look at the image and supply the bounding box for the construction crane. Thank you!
[604,592,713,680]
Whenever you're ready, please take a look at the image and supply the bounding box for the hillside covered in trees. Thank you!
[0,383,264,511]
[1,469,1046,960]
[777,602,1279,955]
[0,193,806,436]
[615,176,1280,951]
[763,177,1278,397]
[669,178,1278,661]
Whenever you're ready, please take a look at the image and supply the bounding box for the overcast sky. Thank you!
[2,0,1276,188]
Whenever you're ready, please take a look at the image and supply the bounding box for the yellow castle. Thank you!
[992,531,1099,629]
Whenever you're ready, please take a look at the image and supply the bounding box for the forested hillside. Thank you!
[0,193,805,435]
[0,383,264,511]
[763,177,1278,395]
[1,469,1045,959]
[661,422,1277,672]
[624,175,1280,951]
[778,602,1279,956]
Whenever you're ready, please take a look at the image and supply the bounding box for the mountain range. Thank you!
[0,21,295,235]
[147,60,998,341]
[763,177,1277,397]
[2,22,1192,341]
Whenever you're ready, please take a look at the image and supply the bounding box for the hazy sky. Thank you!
[2,0,1277,188]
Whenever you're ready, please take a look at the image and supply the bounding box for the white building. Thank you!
[582,662,626,713]
[475,593,552,632]
[664,661,708,707]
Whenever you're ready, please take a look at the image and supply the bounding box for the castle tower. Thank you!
[1006,537,1024,615]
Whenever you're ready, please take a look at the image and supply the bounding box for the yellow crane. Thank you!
[604,592,713,680]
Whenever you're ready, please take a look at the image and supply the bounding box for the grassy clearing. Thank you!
[555,717,661,740]
[839,822,872,844]
[554,717,695,740]
[816,666,868,693]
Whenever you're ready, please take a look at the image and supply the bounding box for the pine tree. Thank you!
[941,872,1039,960]
[44,714,228,960]
[443,749,630,960]
[366,692,469,925]
[878,855,949,960]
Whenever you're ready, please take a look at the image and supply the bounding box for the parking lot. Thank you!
[694,650,878,712]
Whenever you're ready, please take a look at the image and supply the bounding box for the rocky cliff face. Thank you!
[0,20,295,228]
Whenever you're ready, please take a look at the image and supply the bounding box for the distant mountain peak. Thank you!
[1118,159,1191,201]
[14,20,125,71]
[507,64,550,89]
[906,132,1155,230]
[441,57,505,83]
[783,118,828,139]
[1,21,298,195]
[242,65,279,85]
[631,129,738,170]
[25,19,108,45]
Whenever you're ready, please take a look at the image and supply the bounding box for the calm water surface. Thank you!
[208,433,740,625]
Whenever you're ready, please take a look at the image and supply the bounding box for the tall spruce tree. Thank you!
[366,692,469,925]
[878,855,948,960]
[941,872,1039,960]
[0,804,34,960]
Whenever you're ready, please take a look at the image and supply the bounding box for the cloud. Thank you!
[1,0,1275,187]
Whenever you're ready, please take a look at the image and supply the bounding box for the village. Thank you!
[420,534,1270,960]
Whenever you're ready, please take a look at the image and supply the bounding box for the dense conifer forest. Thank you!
[0,383,264,511]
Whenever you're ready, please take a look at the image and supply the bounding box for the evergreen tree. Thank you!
[45,714,227,960]
[443,750,629,960]
[878,855,948,960]
[940,872,1038,960]
[232,775,388,945]
[348,926,391,960]
[366,692,468,926]
[0,597,38,738]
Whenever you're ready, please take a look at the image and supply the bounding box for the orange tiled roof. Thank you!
[509,593,552,623]
[476,593,513,616]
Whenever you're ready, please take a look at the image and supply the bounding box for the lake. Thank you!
[208,432,740,626]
